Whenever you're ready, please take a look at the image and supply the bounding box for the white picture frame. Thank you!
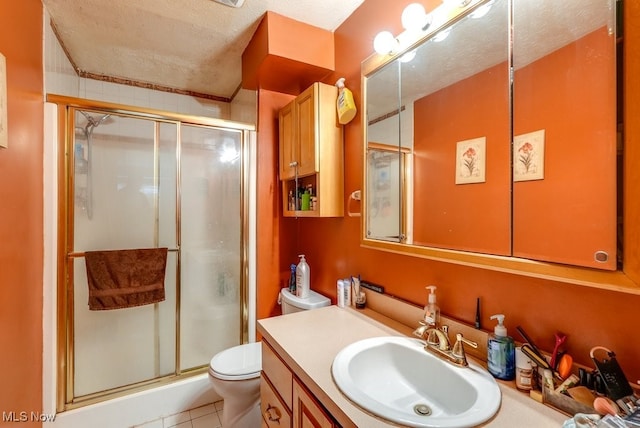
[514,129,545,182]
[455,136,486,184]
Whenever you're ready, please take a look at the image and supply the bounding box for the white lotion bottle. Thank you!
[343,278,352,306]
[336,279,345,307]
[296,255,310,298]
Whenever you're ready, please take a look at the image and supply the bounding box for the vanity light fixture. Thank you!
[372,0,478,55]
[401,3,433,32]
[373,31,399,55]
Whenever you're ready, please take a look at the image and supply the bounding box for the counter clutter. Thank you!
[258,304,567,427]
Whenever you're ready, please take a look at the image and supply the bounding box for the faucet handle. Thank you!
[426,329,441,346]
[451,333,478,366]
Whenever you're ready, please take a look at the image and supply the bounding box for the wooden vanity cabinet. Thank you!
[261,340,337,428]
[261,340,292,427]
[293,379,336,428]
[279,82,344,218]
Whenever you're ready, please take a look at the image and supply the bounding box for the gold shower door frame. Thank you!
[48,94,254,411]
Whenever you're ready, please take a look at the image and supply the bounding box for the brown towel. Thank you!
[84,248,168,310]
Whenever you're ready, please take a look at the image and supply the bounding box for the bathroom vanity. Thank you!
[257,305,566,427]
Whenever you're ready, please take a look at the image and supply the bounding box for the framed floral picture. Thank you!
[514,129,545,181]
[455,137,486,184]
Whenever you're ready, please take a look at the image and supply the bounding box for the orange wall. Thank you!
[256,89,295,319]
[242,12,335,95]
[0,1,44,425]
[256,0,640,383]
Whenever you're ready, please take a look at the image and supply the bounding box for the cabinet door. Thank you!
[293,379,334,428]
[295,84,319,177]
[261,375,292,428]
[279,100,297,180]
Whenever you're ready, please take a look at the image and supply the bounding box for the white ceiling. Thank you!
[43,0,365,101]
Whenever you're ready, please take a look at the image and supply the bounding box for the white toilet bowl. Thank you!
[208,289,330,427]
[208,342,261,428]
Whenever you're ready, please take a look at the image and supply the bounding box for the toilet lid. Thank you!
[209,342,262,381]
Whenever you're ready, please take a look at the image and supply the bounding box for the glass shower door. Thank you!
[179,124,243,370]
[72,111,178,396]
[59,99,251,409]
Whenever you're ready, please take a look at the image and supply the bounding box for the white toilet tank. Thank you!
[280,288,330,314]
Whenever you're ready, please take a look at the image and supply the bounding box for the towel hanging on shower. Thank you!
[84,248,168,310]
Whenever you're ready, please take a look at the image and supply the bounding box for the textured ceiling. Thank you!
[43,0,365,100]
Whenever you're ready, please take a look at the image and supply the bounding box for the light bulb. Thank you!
[399,50,416,63]
[373,31,398,55]
[433,27,451,42]
[470,3,491,19]
[402,3,429,32]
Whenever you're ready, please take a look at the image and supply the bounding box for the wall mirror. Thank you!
[362,0,619,273]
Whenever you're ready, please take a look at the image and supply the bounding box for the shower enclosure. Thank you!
[50,96,255,410]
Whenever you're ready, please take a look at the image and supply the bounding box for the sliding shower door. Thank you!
[179,125,243,370]
[72,112,179,397]
[53,96,253,410]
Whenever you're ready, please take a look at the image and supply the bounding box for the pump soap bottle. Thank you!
[424,286,440,327]
[487,314,515,380]
[295,255,310,299]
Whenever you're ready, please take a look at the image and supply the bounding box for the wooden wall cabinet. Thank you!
[279,82,344,217]
[261,341,336,428]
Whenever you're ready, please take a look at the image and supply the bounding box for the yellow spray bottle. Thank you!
[335,77,357,125]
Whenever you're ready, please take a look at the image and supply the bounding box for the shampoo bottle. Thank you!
[424,286,440,327]
[295,255,310,298]
[337,279,345,307]
[487,314,515,380]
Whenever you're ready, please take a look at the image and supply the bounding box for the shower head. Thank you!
[79,111,112,128]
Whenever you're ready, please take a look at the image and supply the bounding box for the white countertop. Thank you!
[257,305,568,428]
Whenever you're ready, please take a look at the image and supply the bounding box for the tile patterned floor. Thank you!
[133,400,223,428]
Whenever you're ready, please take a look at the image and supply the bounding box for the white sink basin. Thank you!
[332,336,501,427]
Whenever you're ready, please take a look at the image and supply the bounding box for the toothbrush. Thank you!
[550,332,567,369]
[351,275,360,300]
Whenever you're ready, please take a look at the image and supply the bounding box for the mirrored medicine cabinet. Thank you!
[361,0,635,292]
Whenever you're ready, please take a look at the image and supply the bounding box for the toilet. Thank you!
[278,287,332,314]
[208,288,330,427]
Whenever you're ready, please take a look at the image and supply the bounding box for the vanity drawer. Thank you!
[261,374,292,428]
[262,340,293,409]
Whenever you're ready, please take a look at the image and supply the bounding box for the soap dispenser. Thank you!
[487,314,515,380]
[424,286,440,327]
[295,255,310,299]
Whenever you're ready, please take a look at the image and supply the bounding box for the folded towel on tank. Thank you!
[84,247,168,310]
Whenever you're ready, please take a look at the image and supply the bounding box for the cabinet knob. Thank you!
[289,161,298,168]
[264,403,282,423]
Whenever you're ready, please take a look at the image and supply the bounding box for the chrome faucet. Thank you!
[413,321,477,367]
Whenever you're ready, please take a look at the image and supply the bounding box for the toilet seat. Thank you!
[209,342,262,381]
